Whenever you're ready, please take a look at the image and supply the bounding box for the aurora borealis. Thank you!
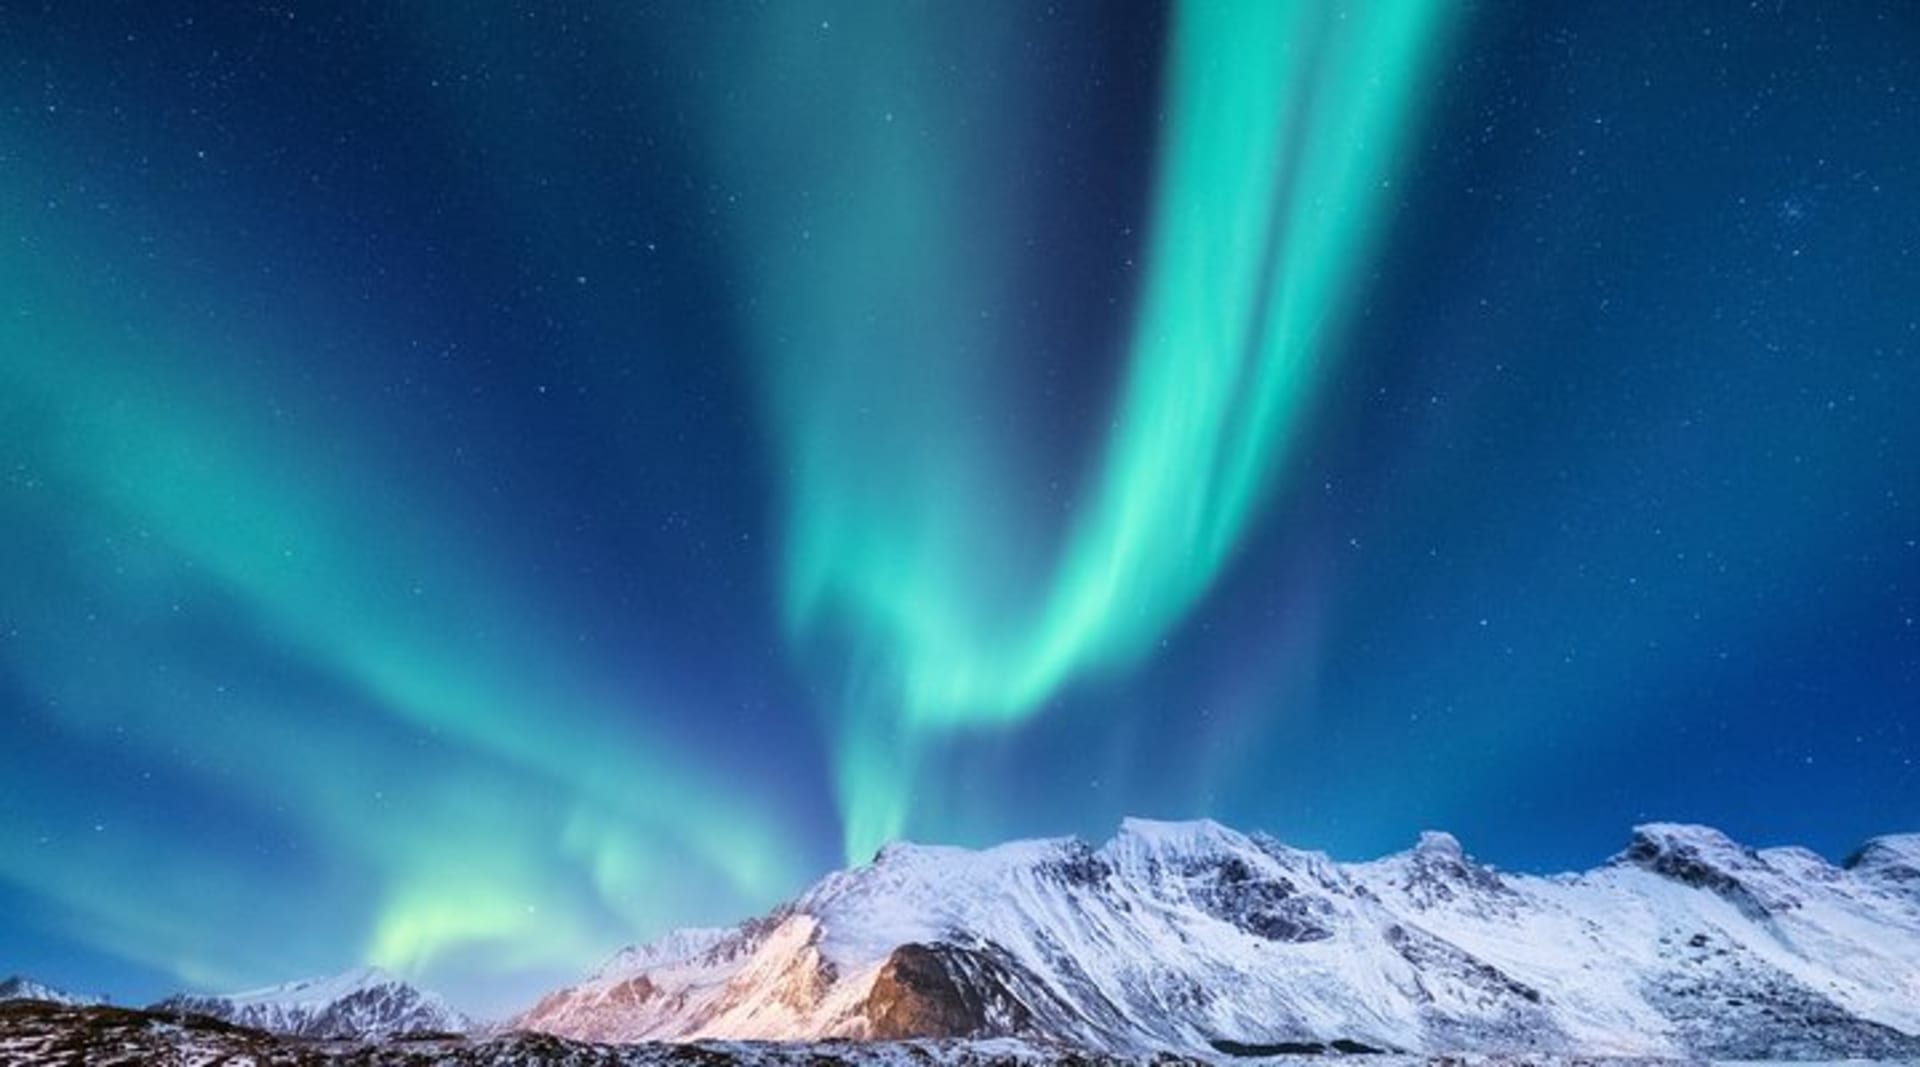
[739,1,1453,860]
[3,0,1917,1017]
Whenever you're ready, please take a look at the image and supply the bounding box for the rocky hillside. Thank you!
[0,998,1684,1066]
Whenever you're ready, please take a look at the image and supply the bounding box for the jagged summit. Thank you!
[519,816,1920,1060]
[1615,821,1810,919]
[1622,820,1756,858]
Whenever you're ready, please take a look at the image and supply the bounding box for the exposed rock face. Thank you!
[519,818,1920,1061]
[1393,831,1514,911]
[1184,852,1334,943]
[1641,925,1920,1061]
[1034,839,1112,889]
[1618,823,1787,919]
[866,944,1017,1039]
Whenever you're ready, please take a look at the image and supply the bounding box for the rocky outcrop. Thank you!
[865,943,1027,1040]
[1618,823,1789,919]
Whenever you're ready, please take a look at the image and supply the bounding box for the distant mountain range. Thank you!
[0,976,102,1008]
[518,819,1920,1061]
[149,964,470,1039]
[6,819,1920,1063]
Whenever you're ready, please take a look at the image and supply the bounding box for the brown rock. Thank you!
[863,942,1032,1040]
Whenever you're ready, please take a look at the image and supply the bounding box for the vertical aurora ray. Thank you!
[717,2,1453,859]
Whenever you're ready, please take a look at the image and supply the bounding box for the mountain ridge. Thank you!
[519,817,1920,1060]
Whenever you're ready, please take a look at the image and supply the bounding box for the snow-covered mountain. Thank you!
[0,975,103,1007]
[151,964,470,1038]
[519,818,1920,1060]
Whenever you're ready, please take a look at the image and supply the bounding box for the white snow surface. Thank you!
[519,818,1920,1060]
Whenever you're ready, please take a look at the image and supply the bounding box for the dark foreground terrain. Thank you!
[0,1001,1709,1067]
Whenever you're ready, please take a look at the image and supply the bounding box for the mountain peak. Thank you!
[1615,823,1829,925]
[1113,814,1233,838]
[1847,833,1920,894]
[1627,821,1746,850]
[1619,822,1757,868]
[1618,822,1764,877]
[1372,828,1510,910]
[1105,815,1246,857]
[1415,829,1464,857]
[868,838,954,866]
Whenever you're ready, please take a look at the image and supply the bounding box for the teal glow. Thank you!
[711,1,1453,859]
[0,163,804,992]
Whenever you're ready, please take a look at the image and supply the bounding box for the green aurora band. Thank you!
[0,148,804,987]
[720,1,1454,860]
[0,0,1458,989]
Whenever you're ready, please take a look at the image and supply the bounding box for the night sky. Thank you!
[2,1,1916,1016]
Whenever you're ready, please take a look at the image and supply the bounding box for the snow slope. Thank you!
[520,818,1920,1060]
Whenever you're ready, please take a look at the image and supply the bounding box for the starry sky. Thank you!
[2,1,1915,1017]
